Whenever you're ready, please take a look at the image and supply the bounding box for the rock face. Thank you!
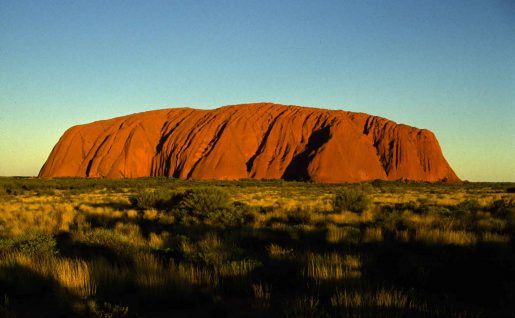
[39,103,460,182]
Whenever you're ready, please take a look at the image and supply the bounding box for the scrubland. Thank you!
[0,178,514,317]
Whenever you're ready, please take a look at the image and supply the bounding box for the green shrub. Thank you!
[454,199,482,214]
[207,208,255,227]
[333,188,370,213]
[490,199,515,217]
[85,228,135,257]
[173,188,256,226]
[129,190,176,210]
[179,188,231,214]
[286,208,312,225]
[2,186,20,196]
[506,208,515,232]
[0,233,58,256]
[130,191,157,210]
[375,209,409,232]
[88,301,129,318]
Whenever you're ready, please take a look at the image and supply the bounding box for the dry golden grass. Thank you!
[252,282,271,309]
[134,252,168,291]
[133,252,219,291]
[0,179,513,317]
[216,259,260,278]
[327,211,362,225]
[0,253,96,299]
[403,211,438,227]
[289,295,319,318]
[55,259,97,298]
[363,227,383,242]
[481,232,510,243]
[395,229,410,242]
[0,202,76,236]
[171,261,218,288]
[126,209,139,218]
[142,208,159,220]
[415,228,477,246]
[476,215,506,232]
[326,224,361,244]
[234,190,332,211]
[330,287,422,310]
[113,222,146,247]
[148,231,169,249]
[90,257,131,289]
[305,252,361,282]
[267,243,294,259]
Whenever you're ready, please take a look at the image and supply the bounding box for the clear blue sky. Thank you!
[1,0,514,181]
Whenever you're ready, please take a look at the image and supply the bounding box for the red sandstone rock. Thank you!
[39,103,460,182]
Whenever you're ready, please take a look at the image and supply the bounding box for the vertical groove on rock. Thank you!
[245,108,290,175]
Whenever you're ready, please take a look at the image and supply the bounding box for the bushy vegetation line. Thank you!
[0,177,514,317]
[129,187,255,226]
[332,187,370,213]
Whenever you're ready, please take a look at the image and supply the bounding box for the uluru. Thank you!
[39,103,460,182]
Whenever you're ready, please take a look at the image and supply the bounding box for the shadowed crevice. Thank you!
[282,126,331,181]
[186,120,230,179]
[85,135,111,177]
[152,110,195,176]
[246,109,290,174]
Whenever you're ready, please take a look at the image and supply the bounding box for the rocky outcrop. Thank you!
[39,103,460,182]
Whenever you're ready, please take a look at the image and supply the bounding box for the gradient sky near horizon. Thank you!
[1,0,514,181]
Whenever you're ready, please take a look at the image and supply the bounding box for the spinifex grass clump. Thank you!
[330,287,426,317]
[333,187,371,213]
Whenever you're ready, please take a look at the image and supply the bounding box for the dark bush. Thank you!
[454,199,482,214]
[129,190,176,210]
[174,188,256,226]
[0,233,58,256]
[333,188,370,213]
[393,201,418,212]
[490,199,514,217]
[197,208,253,227]
[232,201,257,224]
[286,207,312,224]
[3,186,20,195]
[179,187,231,214]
